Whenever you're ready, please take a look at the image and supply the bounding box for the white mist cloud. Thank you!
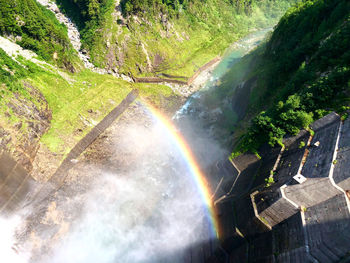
[0,216,30,263]
[33,121,214,263]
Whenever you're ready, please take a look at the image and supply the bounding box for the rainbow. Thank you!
[141,100,219,238]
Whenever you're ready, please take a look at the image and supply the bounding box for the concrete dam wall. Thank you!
[0,151,36,215]
[0,89,139,215]
[209,113,350,263]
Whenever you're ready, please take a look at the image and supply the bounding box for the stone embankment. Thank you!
[133,77,187,85]
[134,56,221,85]
[187,56,221,86]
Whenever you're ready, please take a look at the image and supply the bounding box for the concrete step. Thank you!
[325,236,350,257]
[293,247,308,263]
[310,247,336,263]
[324,241,346,260]
[276,247,307,263]
[318,242,340,261]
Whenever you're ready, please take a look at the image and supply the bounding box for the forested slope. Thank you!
[56,0,296,76]
[0,0,78,69]
[230,0,350,155]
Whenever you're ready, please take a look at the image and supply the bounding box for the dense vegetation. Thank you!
[0,49,27,93]
[0,0,76,68]
[56,0,114,50]
[121,0,256,16]
[233,0,350,155]
[57,0,295,75]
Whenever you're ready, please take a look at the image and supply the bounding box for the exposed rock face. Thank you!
[35,0,131,80]
[231,76,257,121]
[35,0,93,68]
[0,83,51,172]
[0,151,37,214]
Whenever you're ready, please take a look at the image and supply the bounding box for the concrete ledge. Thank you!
[187,57,221,85]
[253,188,299,227]
[134,77,187,85]
[305,194,350,262]
[302,115,340,178]
[134,56,221,86]
[211,113,350,261]
[334,117,350,190]
[310,112,340,131]
[284,178,342,207]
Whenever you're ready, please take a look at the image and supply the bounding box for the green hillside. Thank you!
[0,0,304,171]
[229,0,350,156]
[56,0,295,77]
[0,0,78,69]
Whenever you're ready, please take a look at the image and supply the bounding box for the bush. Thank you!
[265,176,275,187]
[56,0,114,49]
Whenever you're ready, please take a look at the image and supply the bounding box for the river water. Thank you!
[3,29,271,263]
[174,28,272,176]
[175,28,271,122]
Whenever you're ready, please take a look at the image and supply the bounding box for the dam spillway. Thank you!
[0,103,221,263]
[0,151,36,214]
[5,27,347,263]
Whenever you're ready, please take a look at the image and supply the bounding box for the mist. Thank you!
[0,215,30,263]
[8,107,222,263]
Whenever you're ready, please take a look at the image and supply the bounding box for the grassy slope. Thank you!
[0,45,176,158]
[30,70,132,154]
[0,0,177,157]
[0,49,42,146]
